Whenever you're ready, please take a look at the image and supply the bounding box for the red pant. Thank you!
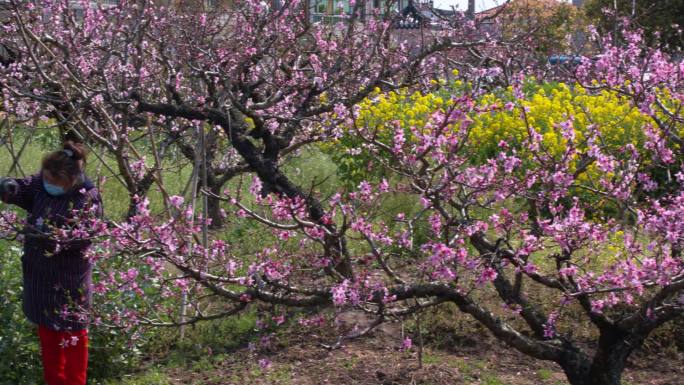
[38,325,89,385]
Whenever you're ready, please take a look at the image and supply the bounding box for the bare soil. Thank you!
[164,310,684,385]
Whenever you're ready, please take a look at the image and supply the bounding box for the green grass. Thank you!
[264,365,293,384]
[481,374,507,385]
[102,371,171,385]
[421,350,445,366]
[342,355,360,371]
[538,368,554,381]
[153,310,258,368]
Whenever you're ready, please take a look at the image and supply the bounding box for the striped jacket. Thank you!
[1,171,103,331]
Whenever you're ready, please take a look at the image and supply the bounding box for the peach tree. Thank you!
[0,2,682,385]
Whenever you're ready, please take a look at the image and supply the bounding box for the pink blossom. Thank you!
[400,336,412,351]
[478,267,498,285]
[169,195,184,208]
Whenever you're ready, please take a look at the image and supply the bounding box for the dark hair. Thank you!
[41,141,88,182]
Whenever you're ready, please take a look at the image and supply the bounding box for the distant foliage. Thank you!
[584,0,684,52]
[499,0,585,56]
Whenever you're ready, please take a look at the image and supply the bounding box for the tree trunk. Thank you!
[207,182,224,229]
[561,329,643,385]
[562,363,623,385]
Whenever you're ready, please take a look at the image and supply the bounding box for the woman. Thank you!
[0,141,103,385]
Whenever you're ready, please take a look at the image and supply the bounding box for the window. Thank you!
[315,0,326,14]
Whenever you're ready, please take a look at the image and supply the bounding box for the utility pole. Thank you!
[467,0,475,19]
[571,0,585,54]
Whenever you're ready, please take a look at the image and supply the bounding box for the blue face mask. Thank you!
[43,180,66,196]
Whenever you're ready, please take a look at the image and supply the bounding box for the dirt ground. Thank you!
[164,310,684,385]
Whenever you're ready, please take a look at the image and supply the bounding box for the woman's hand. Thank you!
[0,178,20,199]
